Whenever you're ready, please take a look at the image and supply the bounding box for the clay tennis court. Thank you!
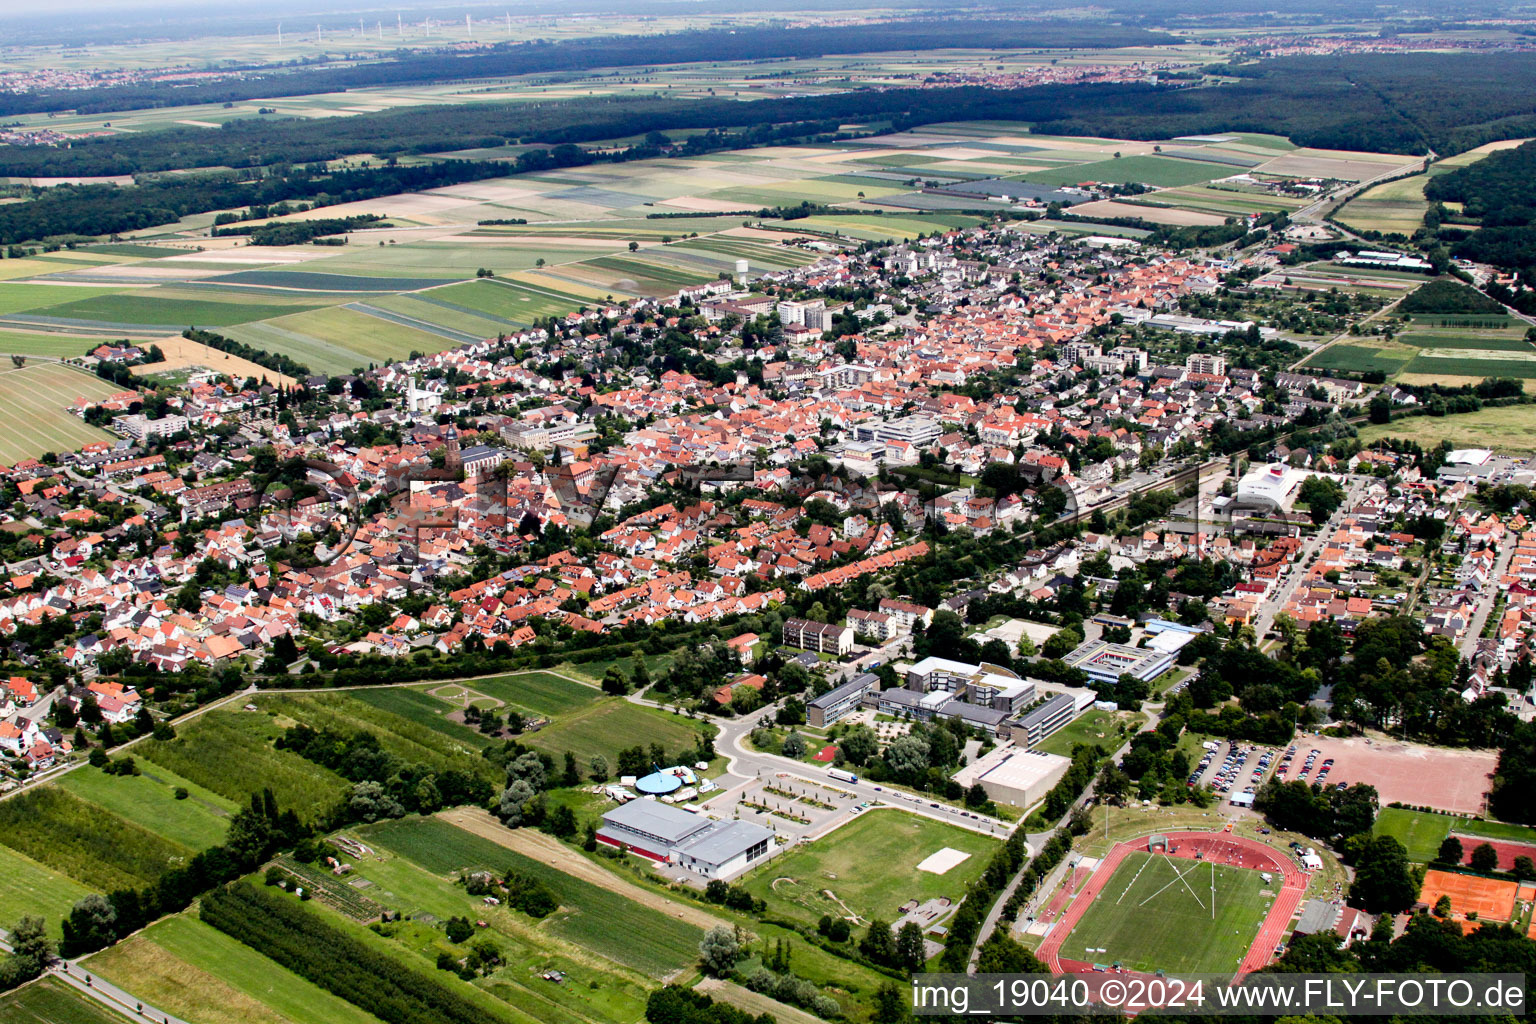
[1291,736,1495,815]
[1450,834,1536,873]
[1418,869,1518,922]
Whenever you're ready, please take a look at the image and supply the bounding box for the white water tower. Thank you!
[735,259,749,286]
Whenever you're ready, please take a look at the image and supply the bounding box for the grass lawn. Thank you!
[1063,850,1272,973]
[0,841,91,938]
[0,977,136,1024]
[86,915,387,1024]
[465,671,601,716]
[740,808,998,928]
[1359,405,1536,453]
[1034,709,1144,757]
[57,762,236,850]
[1373,807,1455,862]
[1453,818,1536,844]
[521,698,713,765]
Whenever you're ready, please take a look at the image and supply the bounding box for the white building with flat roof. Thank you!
[1235,463,1305,512]
[952,746,1072,808]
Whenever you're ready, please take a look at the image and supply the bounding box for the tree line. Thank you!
[202,881,506,1024]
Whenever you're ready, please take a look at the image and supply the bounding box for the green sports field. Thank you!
[1063,851,1273,974]
[1372,807,1454,862]
[742,808,998,928]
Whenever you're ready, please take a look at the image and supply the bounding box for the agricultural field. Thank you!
[139,708,351,821]
[0,125,1435,427]
[0,361,122,462]
[254,691,497,784]
[56,761,238,850]
[347,685,495,747]
[363,815,707,977]
[520,697,715,766]
[1336,139,1527,236]
[1303,313,1536,383]
[0,841,91,937]
[1062,851,1273,974]
[465,671,603,717]
[0,786,192,892]
[741,808,999,929]
[85,915,389,1024]
[0,977,137,1024]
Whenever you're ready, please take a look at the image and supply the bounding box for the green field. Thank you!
[139,709,350,819]
[0,283,126,315]
[86,915,388,1024]
[462,671,601,716]
[1372,807,1454,863]
[742,809,998,928]
[347,686,494,747]
[0,361,121,462]
[57,762,237,850]
[0,786,191,892]
[0,841,91,938]
[1034,710,1145,758]
[0,330,147,358]
[254,692,497,784]
[363,816,705,976]
[1302,342,1414,375]
[36,290,325,329]
[0,977,136,1024]
[1021,155,1223,189]
[1063,851,1272,974]
[1359,405,1536,452]
[1453,818,1536,844]
[521,697,713,765]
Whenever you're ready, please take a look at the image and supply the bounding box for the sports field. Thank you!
[1063,851,1273,974]
[741,808,998,927]
[0,361,121,462]
[1373,807,1454,863]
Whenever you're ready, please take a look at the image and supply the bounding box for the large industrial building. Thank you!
[597,800,773,880]
[952,746,1072,808]
[1234,463,1306,512]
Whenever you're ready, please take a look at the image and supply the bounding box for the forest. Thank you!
[1425,139,1536,273]
[5,52,1536,182]
[0,20,1178,118]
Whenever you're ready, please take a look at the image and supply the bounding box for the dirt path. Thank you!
[438,807,726,931]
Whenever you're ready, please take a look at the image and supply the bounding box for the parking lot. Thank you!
[1190,740,1280,801]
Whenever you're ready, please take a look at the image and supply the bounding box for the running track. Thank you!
[1037,831,1308,979]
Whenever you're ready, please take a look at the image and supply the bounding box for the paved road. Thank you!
[55,958,191,1024]
[1460,539,1517,660]
[709,710,1012,838]
[1251,476,1366,640]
